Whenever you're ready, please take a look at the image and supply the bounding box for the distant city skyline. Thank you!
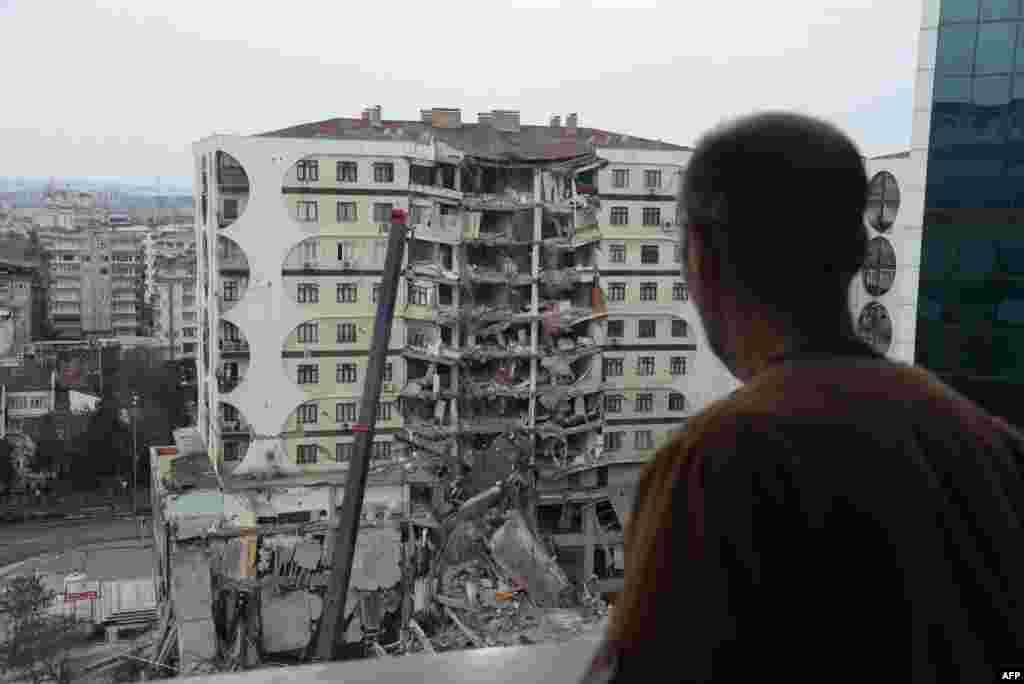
[0,176,192,195]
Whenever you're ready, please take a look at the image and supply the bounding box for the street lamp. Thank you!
[130,393,140,522]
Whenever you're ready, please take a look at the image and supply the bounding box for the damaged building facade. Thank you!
[164,107,698,672]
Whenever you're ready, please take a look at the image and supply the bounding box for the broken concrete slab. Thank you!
[260,590,322,653]
[489,511,570,608]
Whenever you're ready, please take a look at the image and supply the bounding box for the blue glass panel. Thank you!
[922,238,953,277]
[975,23,1016,72]
[981,0,1021,20]
[938,25,979,74]
[997,299,1024,322]
[958,241,997,275]
[935,75,973,101]
[1016,23,1024,70]
[975,74,1013,103]
[920,298,944,320]
[1000,242,1024,272]
[942,0,981,21]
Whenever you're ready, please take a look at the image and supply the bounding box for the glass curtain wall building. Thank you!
[916,0,1024,425]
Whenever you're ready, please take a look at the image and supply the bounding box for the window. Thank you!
[637,356,655,376]
[673,282,689,301]
[336,442,354,463]
[608,282,626,302]
[296,160,319,182]
[337,202,357,222]
[669,393,686,411]
[378,402,393,421]
[671,319,688,337]
[610,244,626,263]
[604,432,623,451]
[183,342,196,353]
[337,241,355,262]
[384,362,393,382]
[408,284,431,306]
[223,199,239,220]
[605,395,623,413]
[638,319,656,338]
[296,201,318,222]
[641,245,659,264]
[374,163,395,183]
[337,161,358,182]
[612,169,629,189]
[408,330,427,348]
[337,322,357,343]
[224,442,242,461]
[639,283,658,302]
[373,202,393,223]
[183,311,196,321]
[297,402,318,424]
[297,322,319,343]
[297,444,318,464]
[372,285,382,303]
[670,356,687,375]
[634,430,654,450]
[337,363,357,383]
[297,364,319,384]
[603,358,624,378]
[182,327,197,338]
[610,207,629,226]
[336,402,357,423]
[635,393,654,413]
[642,207,661,226]
[644,169,662,189]
[373,441,392,460]
[410,205,426,225]
[607,320,624,338]
[297,283,319,303]
[337,283,358,303]
[223,281,238,302]
[183,295,196,307]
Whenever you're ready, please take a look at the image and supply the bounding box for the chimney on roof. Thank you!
[362,105,382,126]
[422,108,462,129]
[566,113,578,133]
[550,115,561,128]
[490,110,520,132]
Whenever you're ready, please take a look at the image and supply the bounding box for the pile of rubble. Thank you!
[416,510,608,653]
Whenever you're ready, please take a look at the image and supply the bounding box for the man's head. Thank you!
[680,111,869,378]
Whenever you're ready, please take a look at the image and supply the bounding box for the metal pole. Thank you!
[315,208,408,661]
[132,394,138,521]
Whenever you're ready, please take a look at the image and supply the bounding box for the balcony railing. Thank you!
[219,339,249,352]
[220,418,247,433]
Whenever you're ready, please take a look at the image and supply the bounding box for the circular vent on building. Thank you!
[862,236,897,297]
[857,302,893,354]
[865,171,900,233]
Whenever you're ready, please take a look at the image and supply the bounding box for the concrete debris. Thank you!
[260,590,321,653]
[489,511,570,608]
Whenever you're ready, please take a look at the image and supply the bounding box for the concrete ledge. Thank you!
[182,636,602,684]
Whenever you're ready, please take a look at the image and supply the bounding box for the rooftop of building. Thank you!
[258,108,690,162]
[869,150,911,160]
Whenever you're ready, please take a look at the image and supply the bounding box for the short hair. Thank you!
[681,111,869,327]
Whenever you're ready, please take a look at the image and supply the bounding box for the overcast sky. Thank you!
[1,0,921,184]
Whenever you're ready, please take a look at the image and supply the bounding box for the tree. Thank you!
[0,575,86,684]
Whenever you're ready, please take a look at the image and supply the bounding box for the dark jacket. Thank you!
[597,337,1024,683]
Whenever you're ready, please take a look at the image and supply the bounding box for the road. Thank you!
[0,516,148,569]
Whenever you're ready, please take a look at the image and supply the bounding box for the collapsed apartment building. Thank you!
[142,108,692,675]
